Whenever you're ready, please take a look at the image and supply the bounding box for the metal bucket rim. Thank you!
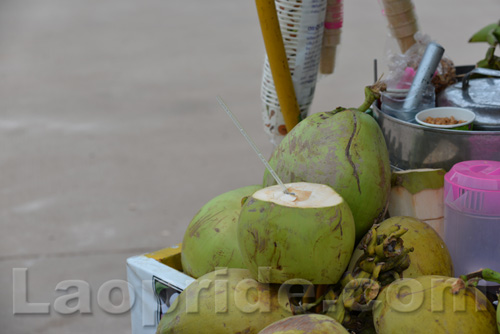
[372,105,500,135]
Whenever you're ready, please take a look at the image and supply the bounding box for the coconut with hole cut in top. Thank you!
[237,182,355,284]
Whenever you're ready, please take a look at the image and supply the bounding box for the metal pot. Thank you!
[437,68,500,130]
[372,105,500,171]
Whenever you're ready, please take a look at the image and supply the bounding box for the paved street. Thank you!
[1,0,499,332]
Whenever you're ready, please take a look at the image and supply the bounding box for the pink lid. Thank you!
[445,160,500,191]
[444,160,500,216]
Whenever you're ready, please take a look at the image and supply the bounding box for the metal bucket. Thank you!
[372,105,500,171]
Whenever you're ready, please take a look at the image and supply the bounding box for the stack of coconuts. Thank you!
[157,85,500,334]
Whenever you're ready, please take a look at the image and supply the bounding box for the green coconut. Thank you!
[373,275,498,333]
[348,216,454,279]
[459,268,500,334]
[181,185,261,278]
[156,268,291,334]
[237,182,355,284]
[497,296,500,333]
[263,84,391,242]
[388,168,446,236]
[258,314,350,334]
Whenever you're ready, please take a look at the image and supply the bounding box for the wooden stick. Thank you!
[381,0,418,53]
[255,0,301,133]
[320,0,343,74]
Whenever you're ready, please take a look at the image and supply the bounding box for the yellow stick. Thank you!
[255,0,301,133]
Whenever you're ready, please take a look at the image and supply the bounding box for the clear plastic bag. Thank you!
[384,32,456,93]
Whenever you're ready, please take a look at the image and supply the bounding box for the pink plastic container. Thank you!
[444,160,500,279]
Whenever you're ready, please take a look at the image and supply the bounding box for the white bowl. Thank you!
[415,107,476,129]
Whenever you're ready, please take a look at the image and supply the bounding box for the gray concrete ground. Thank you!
[1,0,499,332]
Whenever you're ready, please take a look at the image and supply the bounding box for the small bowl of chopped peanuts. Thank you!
[415,107,476,130]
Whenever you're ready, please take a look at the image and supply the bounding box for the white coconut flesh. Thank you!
[252,182,343,208]
[389,168,446,237]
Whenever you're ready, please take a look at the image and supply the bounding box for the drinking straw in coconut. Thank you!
[380,0,418,53]
[255,0,301,133]
[320,0,343,74]
[217,96,294,197]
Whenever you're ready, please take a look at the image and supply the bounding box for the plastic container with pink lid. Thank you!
[444,160,500,280]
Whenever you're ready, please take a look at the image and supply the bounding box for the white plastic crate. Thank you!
[126,244,193,334]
